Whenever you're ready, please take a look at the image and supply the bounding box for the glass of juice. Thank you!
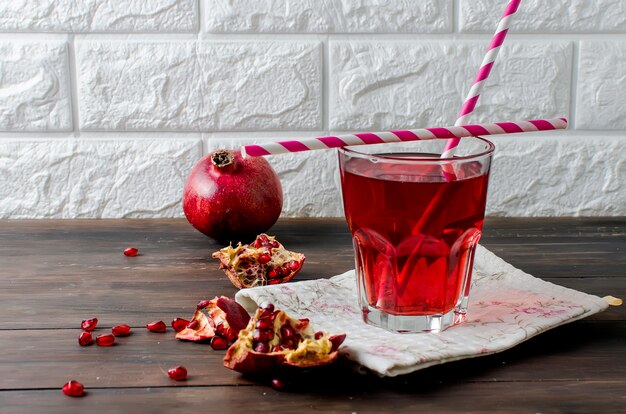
[338,137,494,333]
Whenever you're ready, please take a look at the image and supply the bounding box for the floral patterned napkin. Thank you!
[235,245,609,377]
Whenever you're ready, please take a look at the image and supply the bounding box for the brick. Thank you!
[0,41,72,131]
[329,41,572,131]
[205,0,450,33]
[0,0,197,32]
[77,41,322,131]
[0,137,202,218]
[460,0,626,33]
[576,41,626,129]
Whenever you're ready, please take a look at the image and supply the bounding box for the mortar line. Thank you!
[569,40,580,130]
[66,34,81,138]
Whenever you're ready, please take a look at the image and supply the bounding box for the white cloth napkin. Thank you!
[235,245,608,377]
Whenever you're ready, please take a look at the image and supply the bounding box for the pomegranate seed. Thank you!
[81,318,98,331]
[171,318,190,332]
[258,253,271,264]
[314,331,324,340]
[261,303,275,313]
[288,260,300,271]
[167,366,187,381]
[279,266,290,277]
[272,345,287,352]
[271,378,285,390]
[78,332,93,346]
[280,325,294,340]
[146,321,167,333]
[123,247,139,257]
[112,324,131,337]
[196,300,211,310]
[268,268,279,279]
[253,329,274,342]
[254,341,270,353]
[224,328,237,341]
[255,319,273,330]
[215,323,226,337]
[283,338,296,349]
[253,239,262,248]
[270,241,280,248]
[95,334,115,346]
[62,380,84,397]
[186,320,199,330]
[210,336,230,350]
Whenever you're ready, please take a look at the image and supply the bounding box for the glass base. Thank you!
[362,305,467,333]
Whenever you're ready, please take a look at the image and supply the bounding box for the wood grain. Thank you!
[0,218,624,412]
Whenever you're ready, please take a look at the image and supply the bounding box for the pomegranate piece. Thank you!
[62,380,85,397]
[95,334,115,346]
[212,234,305,289]
[176,296,250,345]
[123,247,139,257]
[81,318,98,331]
[112,324,131,337]
[171,318,190,332]
[182,149,283,243]
[167,366,188,381]
[223,303,346,375]
[78,332,93,346]
[147,321,167,333]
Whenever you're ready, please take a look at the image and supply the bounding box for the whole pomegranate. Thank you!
[183,150,283,243]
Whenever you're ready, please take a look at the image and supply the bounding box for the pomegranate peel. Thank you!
[223,304,346,375]
[212,234,305,289]
[176,296,250,344]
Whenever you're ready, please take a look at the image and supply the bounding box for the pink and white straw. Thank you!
[242,117,566,157]
[441,0,522,158]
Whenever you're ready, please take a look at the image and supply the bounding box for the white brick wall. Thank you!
[0,0,624,219]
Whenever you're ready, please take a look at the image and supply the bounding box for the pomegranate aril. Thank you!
[271,378,285,390]
[253,239,263,248]
[314,331,324,340]
[171,318,190,332]
[255,319,273,330]
[270,241,280,248]
[288,260,300,271]
[272,345,287,352]
[210,336,230,350]
[123,247,139,257]
[62,380,84,397]
[167,366,187,381]
[258,253,271,264]
[196,299,211,310]
[253,329,274,342]
[224,328,237,342]
[267,268,279,279]
[78,332,93,346]
[81,318,98,331]
[215,323,226,337]
[96,334,115,346]
[280,325,294,341]
[186,319,199,330]
[283,339,296,349]
[254,341,270,353]
[261,303,275,313]
[146,321,167,333]
[112,324,131,337]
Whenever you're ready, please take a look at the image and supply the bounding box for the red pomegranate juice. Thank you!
[340,153,490,318]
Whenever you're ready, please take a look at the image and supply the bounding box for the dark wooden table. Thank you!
[0,218,624,413]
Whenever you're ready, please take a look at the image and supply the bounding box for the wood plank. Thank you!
[1,380,625,414]
[0,218,624,329]
[1,321,623,390]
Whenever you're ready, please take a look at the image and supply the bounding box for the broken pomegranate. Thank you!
[182,149,283,243]
[223,303,346,375]
[112,324,131,337]
[62,380,85,397]
[146,321,167,333]
[167,366,188,381]
[176,296,250,347]
[78,332,93,346]
[81,318,98,331]
[212,234,305,289]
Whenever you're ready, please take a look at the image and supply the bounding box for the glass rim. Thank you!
[337,136,495,163]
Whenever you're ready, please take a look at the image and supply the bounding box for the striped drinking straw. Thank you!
[441,0,522,159]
